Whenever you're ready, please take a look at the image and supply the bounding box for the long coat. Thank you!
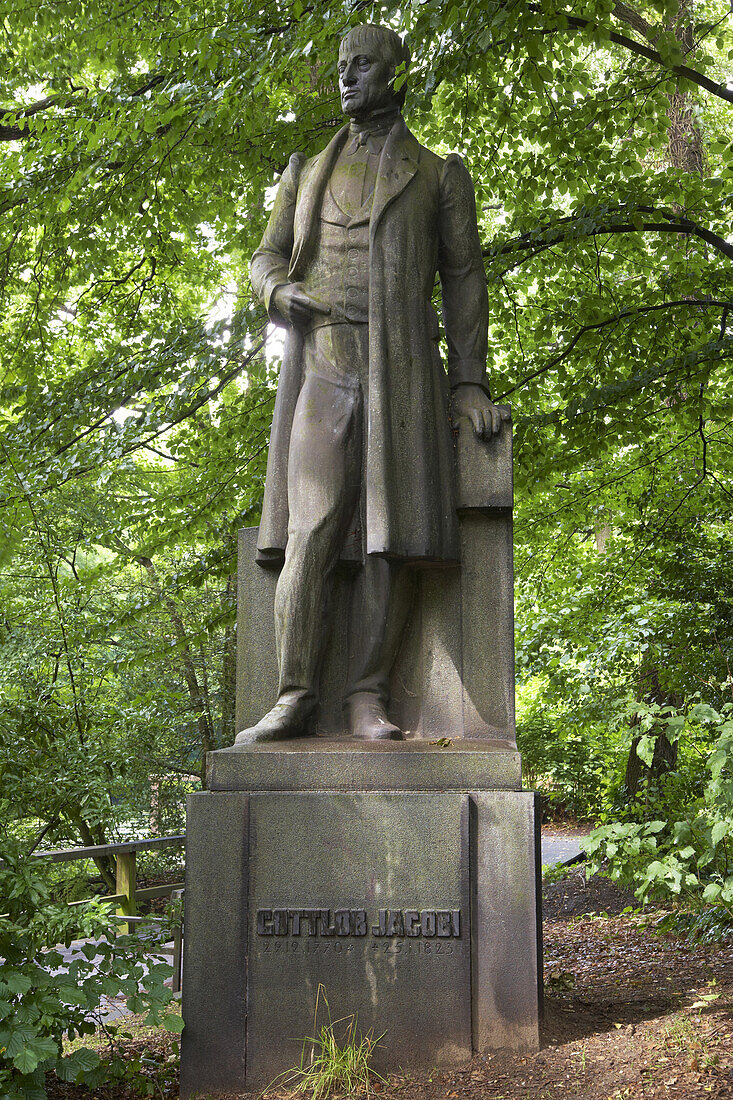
[251,116,489,565]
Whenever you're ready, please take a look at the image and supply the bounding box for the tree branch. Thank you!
[612,1,655,43]
[0,73,166,142]
[0,90,88,140]
[531,5,733,105]
[489,205,733,266]
[499,300,733,399]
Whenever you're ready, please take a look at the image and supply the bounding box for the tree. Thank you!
[0,0,731,883]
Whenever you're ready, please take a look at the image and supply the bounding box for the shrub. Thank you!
[0,837,179,1100]
[584,703,733,915]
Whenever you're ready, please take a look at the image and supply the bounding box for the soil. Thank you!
[541,819,595,838]
[543,864,640,920]
[47,870,733,1100]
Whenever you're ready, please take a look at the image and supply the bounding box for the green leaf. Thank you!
[57,1047,101,1081]
[3,972,33,995]
[690,704,720,723]
[12,1036,58,1073]
[636,735,655,767]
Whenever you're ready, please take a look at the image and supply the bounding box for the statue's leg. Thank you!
[344,557,415,740]
[236,342,363,745]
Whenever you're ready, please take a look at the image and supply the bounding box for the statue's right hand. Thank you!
[272,283,331,328]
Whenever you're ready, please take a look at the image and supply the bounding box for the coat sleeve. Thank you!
[250,153,304,326]
[437,153,491,394]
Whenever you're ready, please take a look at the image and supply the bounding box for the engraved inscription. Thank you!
[256,908,369,936]
[256,907,462,939]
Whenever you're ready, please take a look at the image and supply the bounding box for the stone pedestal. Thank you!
[180,742,542,1098]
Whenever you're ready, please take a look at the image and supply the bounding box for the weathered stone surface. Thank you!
[458,512,515,738]
[252,85,491,571]
[245,793,471,1090]
[455,410,513,511]
[209,737,521,791]
[235,448,516,744]
[470,791,542,1051]
[237,25,512,745]
[180,792,249,1099]
[180,780,541,1098]
[235,527,278,736]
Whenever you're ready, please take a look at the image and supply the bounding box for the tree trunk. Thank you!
[137,555,215,784]
[68,810,116,891]
[625,725,678,797]
[625,662,681,797]
[666,1,706,177]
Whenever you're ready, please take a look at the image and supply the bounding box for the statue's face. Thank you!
[338,44,397,118]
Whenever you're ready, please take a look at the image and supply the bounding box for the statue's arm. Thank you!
[250,154,330,329]
[438,156,507,438]
[438,154,490,392]
[250,155,301,326]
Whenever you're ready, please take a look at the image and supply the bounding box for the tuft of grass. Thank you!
[542,861,573,883]
[269,985,385,1100]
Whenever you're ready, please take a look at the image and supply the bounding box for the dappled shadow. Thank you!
[541,873,733,1047]
[543,990,733,1048]
[543,990,678,1045]
[543,866,640,920]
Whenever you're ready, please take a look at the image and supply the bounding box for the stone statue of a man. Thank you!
[236,23,505,744]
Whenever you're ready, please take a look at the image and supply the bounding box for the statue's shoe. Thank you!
[346,693,403,741]
[234,699,312,745]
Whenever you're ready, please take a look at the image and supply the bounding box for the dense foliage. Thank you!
[578,702,733,907]
[1,0,733,1087]
[0,839,179,1100]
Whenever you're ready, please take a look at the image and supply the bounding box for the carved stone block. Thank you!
[208,737,521,791]
[180,746,541,1098]
[245,792,471,1088]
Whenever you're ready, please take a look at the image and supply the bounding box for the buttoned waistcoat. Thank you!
[300,178,371,327]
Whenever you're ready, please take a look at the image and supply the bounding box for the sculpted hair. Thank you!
[339,24,410,105]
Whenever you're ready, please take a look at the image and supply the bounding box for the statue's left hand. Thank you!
[451,384,509,439]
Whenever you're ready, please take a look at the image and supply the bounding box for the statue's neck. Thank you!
[348,105,401,136]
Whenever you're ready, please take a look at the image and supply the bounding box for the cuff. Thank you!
[264,279,289,327]
[449,360,491,395]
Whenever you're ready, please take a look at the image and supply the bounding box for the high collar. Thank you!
[348,106,402,139]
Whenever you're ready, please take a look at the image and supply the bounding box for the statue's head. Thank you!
[338,24,410,120]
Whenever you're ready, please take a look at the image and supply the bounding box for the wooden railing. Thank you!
[33,834,186,992]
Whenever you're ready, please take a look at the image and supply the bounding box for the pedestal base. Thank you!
[180,741,542,1098]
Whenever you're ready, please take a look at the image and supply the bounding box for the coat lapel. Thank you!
[289,124,349,280]
[370,117,420,240]
[289,117,420,274]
